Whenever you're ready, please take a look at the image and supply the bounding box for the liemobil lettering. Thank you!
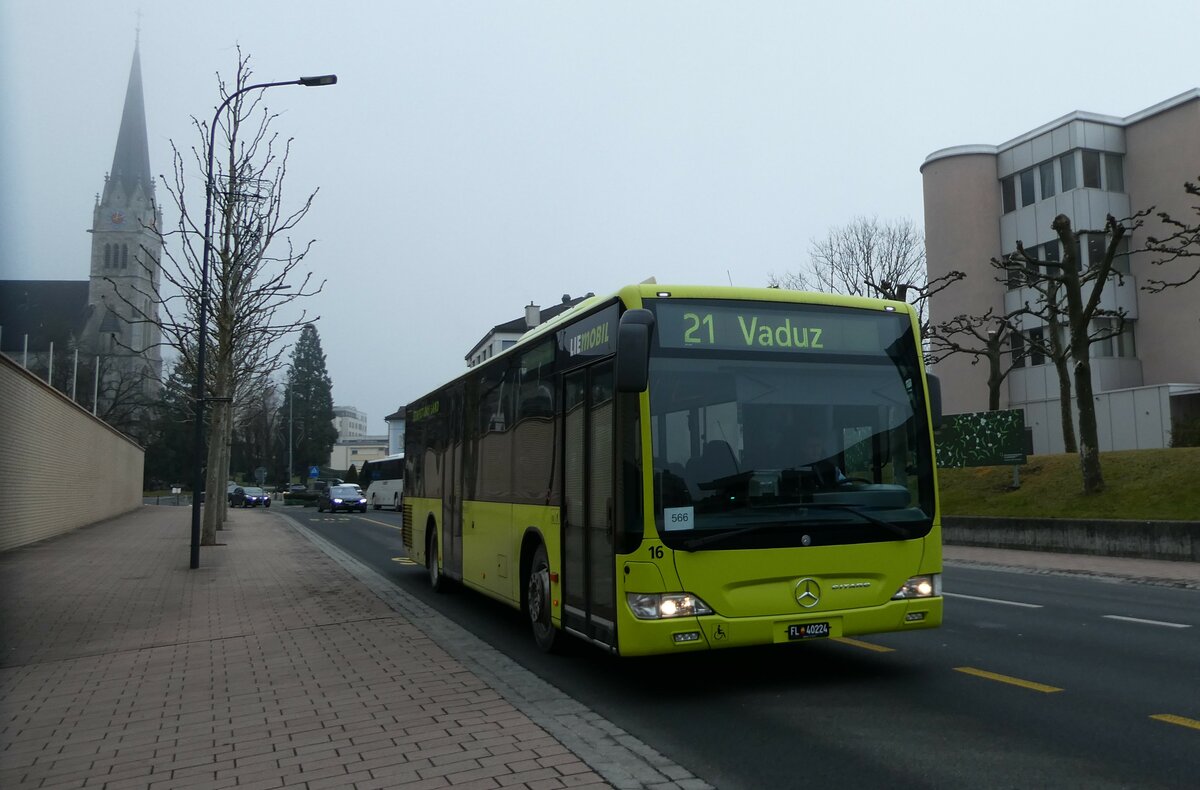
[568,322,610,356]
[412,401,440,422]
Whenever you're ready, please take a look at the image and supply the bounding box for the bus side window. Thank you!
[519,394,553,419]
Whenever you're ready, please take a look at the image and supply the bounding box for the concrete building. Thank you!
[332,405,368,440]
[922,89,1200,453]
[328,437,389,472]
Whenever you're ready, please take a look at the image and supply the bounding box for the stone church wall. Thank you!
[0,354,143,553]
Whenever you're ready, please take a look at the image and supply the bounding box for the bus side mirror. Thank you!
[616,309,655,393]
[926,373,943,430]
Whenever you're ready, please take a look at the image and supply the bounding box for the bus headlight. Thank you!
[892,574,941,600]
[626,592,714,620]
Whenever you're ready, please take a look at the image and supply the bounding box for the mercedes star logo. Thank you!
[794,577,820,608]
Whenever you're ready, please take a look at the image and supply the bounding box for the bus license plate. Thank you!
[788,622,830,640]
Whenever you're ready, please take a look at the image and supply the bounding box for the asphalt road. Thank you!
[287,504,1200,789]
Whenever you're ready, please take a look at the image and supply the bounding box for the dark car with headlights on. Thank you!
[230,486,271,508]
[317,484,368,513]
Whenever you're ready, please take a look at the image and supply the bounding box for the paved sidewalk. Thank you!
[0,507,708,790]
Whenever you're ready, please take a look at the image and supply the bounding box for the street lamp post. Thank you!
[288,366,294,488]
[190,73,336,569]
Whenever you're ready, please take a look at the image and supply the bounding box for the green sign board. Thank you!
[936,409,1027,468]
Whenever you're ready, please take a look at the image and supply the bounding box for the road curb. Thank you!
[943,557,1200,590]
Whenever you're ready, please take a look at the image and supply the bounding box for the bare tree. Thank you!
[926,308,1025,412]
[997,213,1145,494]
[1142,176,1200,292]
[769,217,963,333]
[125,50,326,544]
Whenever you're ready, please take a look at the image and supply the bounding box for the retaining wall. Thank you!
[943,516,1200,562]
[0,354,144,552]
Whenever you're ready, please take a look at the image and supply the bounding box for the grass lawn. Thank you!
[937,447,1200,521]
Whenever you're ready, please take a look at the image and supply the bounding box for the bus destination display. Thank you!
[652,300,897,354]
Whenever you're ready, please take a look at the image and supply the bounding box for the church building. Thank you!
[0,39,163,425]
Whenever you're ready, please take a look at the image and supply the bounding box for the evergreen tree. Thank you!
[345,464,359,484]
[284,324,337,481]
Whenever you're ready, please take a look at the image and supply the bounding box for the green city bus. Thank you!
[403,284,943,656]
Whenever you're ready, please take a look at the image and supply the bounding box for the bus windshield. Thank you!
[646,299,935,551]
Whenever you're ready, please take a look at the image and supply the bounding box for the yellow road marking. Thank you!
[954,666,1063,693]
[1151,714,1200,731]
[833,637,895,653]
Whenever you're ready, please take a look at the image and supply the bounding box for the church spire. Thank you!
[104,41,154,205]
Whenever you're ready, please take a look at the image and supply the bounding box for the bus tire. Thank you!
[393,494,400,512]
[427,525,446,592]
[372,495,380,510]
[527,543,560,653]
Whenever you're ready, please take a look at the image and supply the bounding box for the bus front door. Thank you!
[562,361,616,648]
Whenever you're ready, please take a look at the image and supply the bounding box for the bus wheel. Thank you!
[372,495,380,511]
[427,528,445,592]
[393,494,400,512]
[527,544,559,653]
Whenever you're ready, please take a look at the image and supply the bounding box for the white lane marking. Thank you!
[944,592,1043,609]
[1102,615,1191,629]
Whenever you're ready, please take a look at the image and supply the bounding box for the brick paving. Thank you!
[0,507,639,790]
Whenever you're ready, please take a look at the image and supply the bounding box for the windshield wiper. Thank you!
[682,523,778,551]
[802,503,910,538]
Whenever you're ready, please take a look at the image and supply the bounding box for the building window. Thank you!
[1006,259,1022,290]
[1092,319,1114,357]
[1011,332,1026,368]
[1117,321,1136,357]
[1082,150,1102,188]
[1039,160,1056,199]
[1092,319,1133,358]
[1001,176,1016,213]
[1020,169,1036,207]
[1105,153,1125,192]
[1027,328,1046,367]
[1086,234,1108,270]
[1042,240,1060,268]
[104,244,112,268]
[1059,153,1077,191]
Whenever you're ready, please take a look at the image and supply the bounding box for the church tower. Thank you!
[85,38,163,408]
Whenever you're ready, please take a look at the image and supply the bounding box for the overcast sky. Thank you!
[2,1,1196,434]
